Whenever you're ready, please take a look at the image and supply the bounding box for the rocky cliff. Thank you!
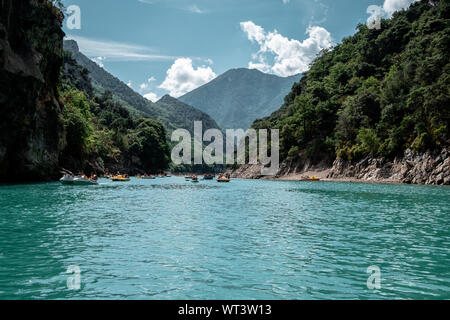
[0,0,64,182]
[231,148,450,185]
[328,148,450,185]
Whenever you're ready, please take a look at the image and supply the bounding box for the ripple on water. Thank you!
[0,178,449,299]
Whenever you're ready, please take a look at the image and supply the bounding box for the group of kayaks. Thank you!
[60,172,319,185]
[60,173,131,184]
[60,172,228,186]
[185,174,231,183]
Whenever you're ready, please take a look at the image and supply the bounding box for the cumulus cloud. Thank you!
[240,21,332,77]
[143,92,160,103]
[367,0,419,23]
[159,58,216,97]
[240,21,266,45]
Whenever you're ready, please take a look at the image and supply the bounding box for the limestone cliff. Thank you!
[328,148,450,185]
[0,0,65,181]
[230,148,450,185]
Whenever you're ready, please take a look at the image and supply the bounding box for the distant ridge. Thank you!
[63,39,220,135]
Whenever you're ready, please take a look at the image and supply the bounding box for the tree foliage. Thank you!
[59,60,170,173]
[253,0,449,163]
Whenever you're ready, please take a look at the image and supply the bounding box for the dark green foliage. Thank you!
[253,0,450,164]
[61,90,94,156]
[129,119,170,172]
[59,87,170,173]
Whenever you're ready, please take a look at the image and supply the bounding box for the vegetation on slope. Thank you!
[60,53,170,174]
[253,0,449,165]
[63,40,221,136]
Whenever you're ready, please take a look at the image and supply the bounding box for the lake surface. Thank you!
[0,177,449,299]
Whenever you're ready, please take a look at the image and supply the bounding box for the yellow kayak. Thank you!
[300,176,320,181]
[111,175,130,181]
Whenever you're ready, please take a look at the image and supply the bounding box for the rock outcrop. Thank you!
[231,148,450,185]
[328,148,450,185]
[0,0,65,182]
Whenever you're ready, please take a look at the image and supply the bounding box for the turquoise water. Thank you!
[0,177,449,300]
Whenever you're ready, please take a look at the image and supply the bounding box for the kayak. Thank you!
[111,176,130,181]
[300,176,321,181]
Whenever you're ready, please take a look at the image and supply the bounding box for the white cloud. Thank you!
[159,58,216,97]
[282,0,290,4]
[143,92,160,102]
[367,0,419,23]
[138,77,157,93]
[383,0,418,15]
[240,21,333,77]
[127,81,133,88]
[91,56,105,68]
[240,21,266,45]
[65,35,176,61]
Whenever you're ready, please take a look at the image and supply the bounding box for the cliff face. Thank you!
[0,0,65,181]
[230,148,450,185]
[328,148,450,185]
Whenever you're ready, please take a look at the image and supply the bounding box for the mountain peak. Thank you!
[158,94,176,103]
[179,69,302,129]
[63,39,79,53]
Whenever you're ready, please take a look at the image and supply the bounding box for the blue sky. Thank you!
[62,0,417,101]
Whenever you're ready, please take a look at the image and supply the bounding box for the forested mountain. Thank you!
[0,0,172,181]
[63,40,221,136]
[156,95,221,135]
[60,52,170,174]
[252,0,449,166]
[179,68,301,130]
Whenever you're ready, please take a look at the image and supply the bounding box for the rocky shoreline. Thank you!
[230,148,450,185]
